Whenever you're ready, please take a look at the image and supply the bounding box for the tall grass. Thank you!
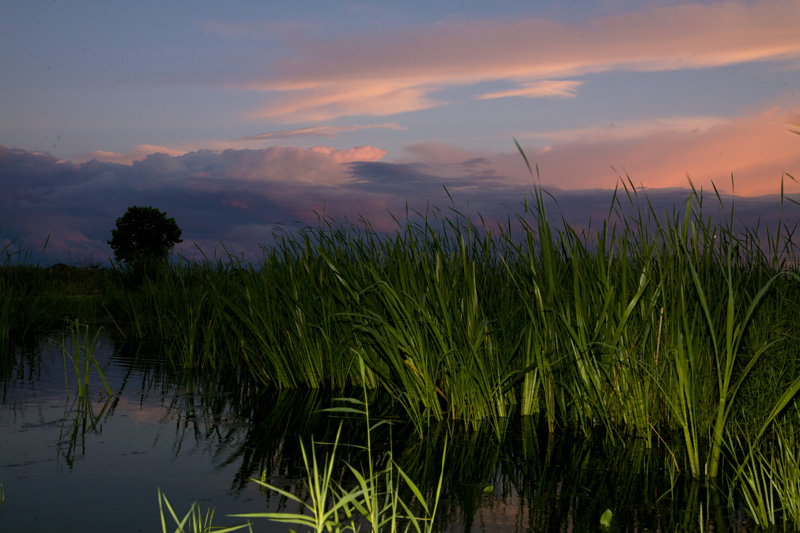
[0,239,53,341]
[236,361,447,532]
[7,165,800,509]
[100,176,800,462]
[157,489,252,533]
[60,319,112,399]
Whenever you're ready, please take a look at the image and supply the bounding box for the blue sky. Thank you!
[1,0,799,263]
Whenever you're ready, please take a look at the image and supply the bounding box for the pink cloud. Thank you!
[205,145,386,185]
[74,144,187,164]
[389,106,800,199]
[512,107,800,196]
[4,112,799,267]
[253,82,440,123]
[478,80,582,100]
[519,115,732,145]
[310,145,386,164]
[239,1,800,121]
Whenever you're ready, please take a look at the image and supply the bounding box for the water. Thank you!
[0,332,758,532]
[1,333,268,532]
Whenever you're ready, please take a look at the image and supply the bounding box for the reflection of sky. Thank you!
[0,335,269,533]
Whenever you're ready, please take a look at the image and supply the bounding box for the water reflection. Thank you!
[1,333,760,532]
[58,395,113,469]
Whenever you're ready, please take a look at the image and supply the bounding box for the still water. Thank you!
[1,331,755,532]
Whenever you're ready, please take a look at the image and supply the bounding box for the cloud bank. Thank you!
[2,105,799,265]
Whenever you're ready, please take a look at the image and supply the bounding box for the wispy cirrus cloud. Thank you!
[478,80,582,100]
[253,82,439,123]
[237,1,800,122]
[236,122,405,142]
[518,115,731,145]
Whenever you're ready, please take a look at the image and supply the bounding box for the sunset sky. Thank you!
[2,0,799,263]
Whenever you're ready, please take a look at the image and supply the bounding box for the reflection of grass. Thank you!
[58,394,113,468]
[56,320,115,467]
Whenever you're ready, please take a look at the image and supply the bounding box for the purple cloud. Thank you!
[1,144,797,265]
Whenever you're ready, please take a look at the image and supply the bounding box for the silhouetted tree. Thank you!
[108,206,183,274]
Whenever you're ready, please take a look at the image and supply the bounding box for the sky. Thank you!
[1,0,799,264]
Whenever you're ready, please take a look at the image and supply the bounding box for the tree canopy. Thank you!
[108,205,183,265]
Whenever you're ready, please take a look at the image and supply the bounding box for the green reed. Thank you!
[10,157,788,498]
[728,407,800,530]
[157,488,252,533]
[236,360,446,533]
[106,255,242,370]
[771,422,800,530]
[121,176,800,465]
[729,430,778,529]
[219,226,373,389]
[60,319,112,398]
[0,243,53,341]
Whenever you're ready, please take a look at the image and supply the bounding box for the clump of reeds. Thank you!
[37,156,792,521]
[107,173,800,472]
[60,319,112,399]
[157,488,252,533]
[234,360,447,532]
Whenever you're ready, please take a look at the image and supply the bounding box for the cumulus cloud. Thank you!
[74,145,198,165]
[238,1,800,121]
[0,144,394,263]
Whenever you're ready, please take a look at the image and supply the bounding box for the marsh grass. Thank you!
[772,422,800,530]
[1,233,111,342]
[5,163,800,522]
[728,409,800,530]
[157,489,253,533]
[60,319,112,399]
[48,177,800,480]
[235,360,446,532]
[0,254,53,341]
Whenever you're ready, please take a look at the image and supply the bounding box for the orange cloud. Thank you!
[388,106,799,199]
[254,82,440,123]
[240,1,800,121]
[309,145,386,164]
[513,107,800,196]
[74,144,187,164]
